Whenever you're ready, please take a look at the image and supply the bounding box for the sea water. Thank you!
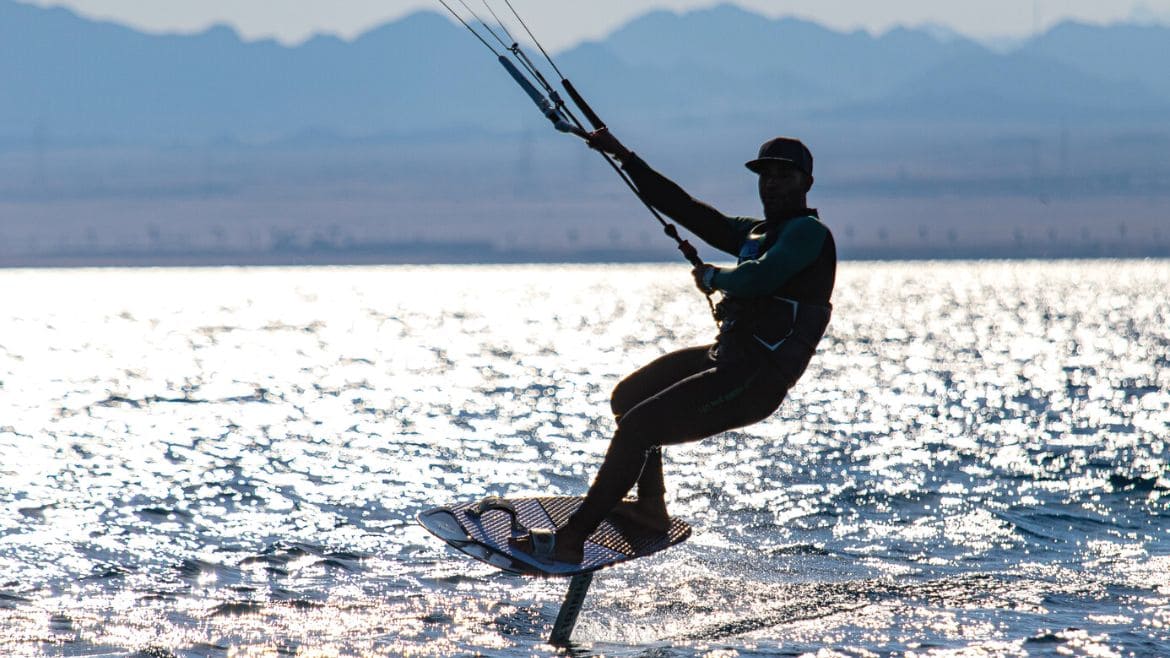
[1,261,1168,657]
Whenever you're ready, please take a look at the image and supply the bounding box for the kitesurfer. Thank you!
[512,130,837,563]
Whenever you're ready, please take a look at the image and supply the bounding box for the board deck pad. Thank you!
[418,496,691,576]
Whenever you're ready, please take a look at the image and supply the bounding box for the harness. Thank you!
[750,296,799,352]
[712,214,833,360]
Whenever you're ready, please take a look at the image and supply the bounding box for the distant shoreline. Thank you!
[3,245,1167,269]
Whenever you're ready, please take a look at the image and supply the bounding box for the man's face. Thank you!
[757,162,809,215]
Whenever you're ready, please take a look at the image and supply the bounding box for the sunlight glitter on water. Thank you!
[1,261,1169,656]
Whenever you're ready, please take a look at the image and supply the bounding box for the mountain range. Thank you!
[3,1,1169,145]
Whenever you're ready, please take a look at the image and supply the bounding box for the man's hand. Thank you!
[692,264,720,295]
[586,128,632,161]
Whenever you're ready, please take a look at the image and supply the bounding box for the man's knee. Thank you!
[610,377,638,418]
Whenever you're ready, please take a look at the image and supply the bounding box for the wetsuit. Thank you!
[565,152,836,536]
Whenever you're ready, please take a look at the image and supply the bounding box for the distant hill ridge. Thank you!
[2,0,1168,144]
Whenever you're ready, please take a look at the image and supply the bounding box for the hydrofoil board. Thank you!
[418,496,690,577]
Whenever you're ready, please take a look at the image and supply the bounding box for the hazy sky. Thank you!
[21,0,1170,48]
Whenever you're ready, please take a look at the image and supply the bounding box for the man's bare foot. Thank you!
[509,531,585,564]
[610,498,672,532]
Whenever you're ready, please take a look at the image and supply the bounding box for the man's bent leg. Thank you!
[560,359,786,552]
[610,346,713,519]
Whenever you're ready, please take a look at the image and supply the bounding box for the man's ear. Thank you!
[804,174,815,193]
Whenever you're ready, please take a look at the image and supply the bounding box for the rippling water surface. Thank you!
[2,261,1169,657]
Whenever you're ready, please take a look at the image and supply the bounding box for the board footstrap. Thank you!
[467,496,524,532]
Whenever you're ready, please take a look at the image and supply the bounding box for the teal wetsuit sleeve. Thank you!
[711,216,827,297]
[621,153,755,256]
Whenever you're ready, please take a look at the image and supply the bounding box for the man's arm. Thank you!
[620,153,753,257]
[709,216,827,297]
